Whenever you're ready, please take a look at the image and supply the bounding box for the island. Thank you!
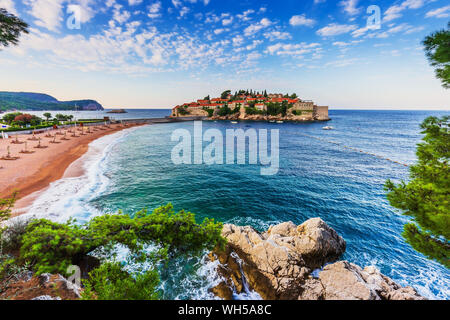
[107,109,127,114]
[171,90,330,121]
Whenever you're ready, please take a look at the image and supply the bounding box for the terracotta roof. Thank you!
[211,98,228,102]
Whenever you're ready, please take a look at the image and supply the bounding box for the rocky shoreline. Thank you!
[207,113,330,122]
[210,219,424,300]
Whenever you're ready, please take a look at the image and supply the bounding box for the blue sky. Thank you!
[0,0,449,109]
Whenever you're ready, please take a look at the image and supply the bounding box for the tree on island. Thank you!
[385,25,450,268]
[220,90,231,99]
[423,22,449,89]
[0,8,29,48]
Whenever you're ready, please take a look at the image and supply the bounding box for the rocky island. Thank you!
[171,90,330,122]
[107,109,127,114]
[210,219,424,300]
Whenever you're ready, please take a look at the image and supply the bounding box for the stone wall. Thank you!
[314,106,329,120]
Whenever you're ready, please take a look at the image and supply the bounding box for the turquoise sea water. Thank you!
[23,109,449,300]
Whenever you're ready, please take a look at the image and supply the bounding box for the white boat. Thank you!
[322,126,334,130]
[276,121,284,124]
[231,121,238,124]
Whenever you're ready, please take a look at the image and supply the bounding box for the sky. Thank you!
[0,0,449,109]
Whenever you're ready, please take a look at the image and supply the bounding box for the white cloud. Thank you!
[266,42,320,56]
[289,14,316,27]
[179,6,189,17]
[172,0,181,8]
[232,35,244,46]
[23,0,98,31]
[222,17,233,26]
[244,18,272,36]
[339,0,361,16]
[363,23,425,39]
[325,58,357,67]
[316,23,357,36]
[351,26,370,37]
[0,0,17,15]
[425,5,450,18]
[237,9,254,21]
[24,0,66,32]
[113,4,131,24]
[246,52,261,60]
[128,0,142,5]
[148,1,162,18]
[263,31,292,41]
[383,0,424,22]
[246,40,263,50]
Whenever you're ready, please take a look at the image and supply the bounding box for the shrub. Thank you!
[81,262,160,300]
[19,203,225,275]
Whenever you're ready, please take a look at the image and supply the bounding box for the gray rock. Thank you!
[31,295,62,300]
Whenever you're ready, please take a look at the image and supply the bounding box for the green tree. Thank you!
[81,262,160,300]
[43,112,52,122]
[423,22,450,89]
[2,112,22,124]
[0,9,29,48]
[19,203,224,275]
[385,116,449,268]
[0,192,16,224]
[221,90,231,99]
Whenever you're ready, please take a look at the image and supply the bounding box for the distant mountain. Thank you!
[0,92,104,111]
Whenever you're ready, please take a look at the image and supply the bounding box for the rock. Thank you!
[211,219,424,301]
[210,281,234,300]
[318,261,425,300]
[0,273,81,300]
[212,218,346,300]
[297,278,325,300]
[32,295,62,300]
[290,218,346,269]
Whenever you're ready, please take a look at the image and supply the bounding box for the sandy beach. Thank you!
[0,123,145,216]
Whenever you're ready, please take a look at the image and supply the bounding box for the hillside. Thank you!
[0,92,104,111]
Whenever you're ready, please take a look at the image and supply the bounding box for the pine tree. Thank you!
[385,116,449,268]
[0,9,29,48]
[423,22,450,89]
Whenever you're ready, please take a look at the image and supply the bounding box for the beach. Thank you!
[0,123,145,216]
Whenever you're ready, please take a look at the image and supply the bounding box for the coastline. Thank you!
[0,123,146,217]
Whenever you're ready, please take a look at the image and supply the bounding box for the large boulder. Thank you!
[318,261,424,300]
[267,218,346,269]
[211,218,346,299]
[210,219,424,301]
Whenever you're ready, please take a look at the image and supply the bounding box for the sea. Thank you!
[17,109,450,300]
